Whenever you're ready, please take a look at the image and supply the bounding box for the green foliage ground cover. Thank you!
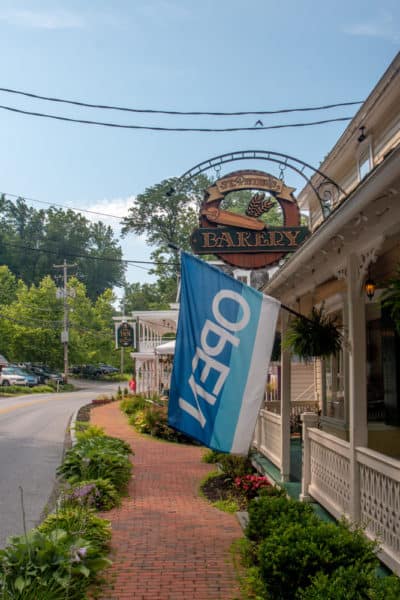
[120,393,195,444]
[0,422,133,598]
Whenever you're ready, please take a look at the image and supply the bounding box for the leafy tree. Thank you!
[123,281,171,312]
[0,266,17,305]
[0,273,118,369]
[121,175,210,299]
[0,196,125,300]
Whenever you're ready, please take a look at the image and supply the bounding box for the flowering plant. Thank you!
[234,474,271,500]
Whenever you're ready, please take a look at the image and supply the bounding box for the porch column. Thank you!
[300,412,319,501]
[280,310,291,482]
[347,253,368,522]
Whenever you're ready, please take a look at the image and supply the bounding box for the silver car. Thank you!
[0,367,28,386]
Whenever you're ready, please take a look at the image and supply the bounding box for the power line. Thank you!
[0,104,353,132]
[0,240,177,268]
[3,191,125,221]
[0,86,363,116]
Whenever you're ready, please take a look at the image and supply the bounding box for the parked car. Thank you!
[0,367,28,387]
[9,366,39,387]
[98,363,119,375]
[30,365,64,384]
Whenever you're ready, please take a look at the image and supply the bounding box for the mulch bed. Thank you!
[201,473,248,510]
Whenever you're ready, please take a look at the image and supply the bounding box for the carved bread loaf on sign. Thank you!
[201,207,265,231]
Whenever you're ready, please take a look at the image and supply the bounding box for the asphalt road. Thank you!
[0,379,123,548]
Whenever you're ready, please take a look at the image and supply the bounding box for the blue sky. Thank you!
[0,1,398,289]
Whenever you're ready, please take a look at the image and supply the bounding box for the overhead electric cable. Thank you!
[0,240,178,268]
[0,86,363,116]
[3,191,125,221]
[0,104,353,132]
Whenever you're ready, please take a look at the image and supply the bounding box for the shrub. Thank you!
[130,404,194,444]
[74,422,105,441]
[38,506,111,553]
[257,521,378,600]
[61,478,120,511]
[246,494,316,544]
[202,449,224,464]
[0,528,110,599]
[57,437,133,493]
[218,454,253,481]
[120,395,147,416]
[299,563,400,600]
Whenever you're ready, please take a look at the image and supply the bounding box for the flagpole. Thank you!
[167,242,313,324]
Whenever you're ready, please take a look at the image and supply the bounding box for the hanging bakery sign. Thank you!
[190,169,309,269]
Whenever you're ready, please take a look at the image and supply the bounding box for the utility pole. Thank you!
[54,260,76,383]
[120,298,125,375]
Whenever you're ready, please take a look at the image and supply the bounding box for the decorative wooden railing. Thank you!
[357,447,400,574]
[253,409,282,469]
[307,427,351,519]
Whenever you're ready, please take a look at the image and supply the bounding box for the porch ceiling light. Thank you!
[365,276,376,300]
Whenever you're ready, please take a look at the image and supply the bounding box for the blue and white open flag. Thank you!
[168,252,280,455]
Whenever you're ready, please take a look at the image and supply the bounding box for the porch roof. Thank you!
[263,144,400,302]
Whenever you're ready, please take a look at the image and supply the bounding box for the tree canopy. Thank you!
[0,195,125,300]
[0,266,118,368]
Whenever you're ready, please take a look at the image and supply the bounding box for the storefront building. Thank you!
[258,52,400,573]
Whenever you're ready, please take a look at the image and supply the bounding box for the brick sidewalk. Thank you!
[90,402,243,600]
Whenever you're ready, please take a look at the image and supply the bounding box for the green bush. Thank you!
[120,395,147,415]
[74,422,105,440]
[0,384,54,395]
[0,528,110,599]
[57,437,133,493]
[217,453,253,481]
[257,521,378,600]
[39,506,111,553]
[246,494,316,544]
[62,478,120,511]
[202,449,225,464]
[299,563,400,600]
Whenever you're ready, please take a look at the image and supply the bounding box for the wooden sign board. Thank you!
[191,169,309,269]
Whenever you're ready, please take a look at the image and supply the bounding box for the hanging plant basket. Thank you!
[381,266,400,335]
[282,306,342,361]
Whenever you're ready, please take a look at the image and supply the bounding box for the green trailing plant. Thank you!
[61,479,120,511]
[283,306,343,360]
[381,267,400,335]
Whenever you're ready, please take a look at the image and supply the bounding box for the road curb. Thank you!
[69,408,80,446]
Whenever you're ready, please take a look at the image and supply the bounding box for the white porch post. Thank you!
[280,311,291,482]
[347,253,368,522]
[300,412,319,501]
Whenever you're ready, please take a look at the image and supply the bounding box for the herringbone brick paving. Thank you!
[91,401,243,599]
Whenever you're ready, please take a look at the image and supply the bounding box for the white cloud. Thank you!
[83,196,135,229]
[83,195,155,283]
[342,13,399,43]
[0,9,85,30]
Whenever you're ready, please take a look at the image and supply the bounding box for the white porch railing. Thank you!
[254,409,282,469]
[263,399,320,415]
[357,447,400,574]
[307,427,351,520]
